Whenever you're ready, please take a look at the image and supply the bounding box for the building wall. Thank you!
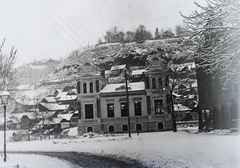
[77,58,173,134]
[196,67,240,131]
[100,92,147,118]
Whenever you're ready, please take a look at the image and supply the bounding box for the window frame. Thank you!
[107,103,115,118]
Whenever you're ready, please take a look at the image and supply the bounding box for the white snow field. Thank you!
[0,128,239,168]
[0,153,76,168]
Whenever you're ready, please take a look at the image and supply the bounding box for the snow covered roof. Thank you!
[9,117,20,124]
[174,104,191,111]
[16,100,37,106]
[131,69,147,76]
[100,82,145,93]
[58,95,77,101]
[56,91,68,98]
[57,114,73,121]
[192,80,198,87]
[110,64,126,71]
[40,102,69,111]
[172,92,181,97]
[43,97,56,103]
[12,112,38,120]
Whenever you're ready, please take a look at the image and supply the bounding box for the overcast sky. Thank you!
[0,0,206,66]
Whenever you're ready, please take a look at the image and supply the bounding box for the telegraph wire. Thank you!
[52,0,96,44]
[10,0,75,57]
[32,0,84,48]
[58,0,97,44]
[41,0,90,46]
[16,0,77,51]
[50,0,96,45]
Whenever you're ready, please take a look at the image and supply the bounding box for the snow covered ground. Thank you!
[0,128,240,168]
[0,153,75,168]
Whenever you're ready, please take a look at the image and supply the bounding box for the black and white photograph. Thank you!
[0,0,239,167]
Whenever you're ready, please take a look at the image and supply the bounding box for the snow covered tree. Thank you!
[181,0,240,84]
[0,39,22,91]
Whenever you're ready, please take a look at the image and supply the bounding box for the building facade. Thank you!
[76,62,106,133]
[196,67,240,131]
[76,56,172,134]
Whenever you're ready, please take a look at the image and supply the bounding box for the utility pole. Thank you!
[125,69,131,138]
[170,90,177,132]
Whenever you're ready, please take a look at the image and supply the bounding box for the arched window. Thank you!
[152,78,156,89]
[87,126,93,133]
[96,80,100,92]
[90,82,93,93]
[145,77,149,89]
[83,83,87,93]
[159,77,163,88]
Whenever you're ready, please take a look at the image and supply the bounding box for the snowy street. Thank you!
[0,129,239,168]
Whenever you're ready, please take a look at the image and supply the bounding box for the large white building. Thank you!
[76,55,173,133]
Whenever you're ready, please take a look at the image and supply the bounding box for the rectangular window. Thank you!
[121,103,128,117]
[155,100,164,114]
[85,104,94,119]
[96,80,100,92]
[107,103,114,117]
[134,101,142,116]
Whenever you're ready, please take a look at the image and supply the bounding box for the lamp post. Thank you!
[0,90,10,162]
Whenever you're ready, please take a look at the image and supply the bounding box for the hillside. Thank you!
[16,37,194,102]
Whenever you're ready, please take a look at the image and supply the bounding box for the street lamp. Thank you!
[0,90,10,162]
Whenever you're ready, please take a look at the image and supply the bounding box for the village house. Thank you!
[58,95,77,111]
[70,111,78,127]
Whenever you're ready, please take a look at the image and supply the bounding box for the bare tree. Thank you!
[0,39,23,92]
[181,0,240,84]
[165,61,182,132]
